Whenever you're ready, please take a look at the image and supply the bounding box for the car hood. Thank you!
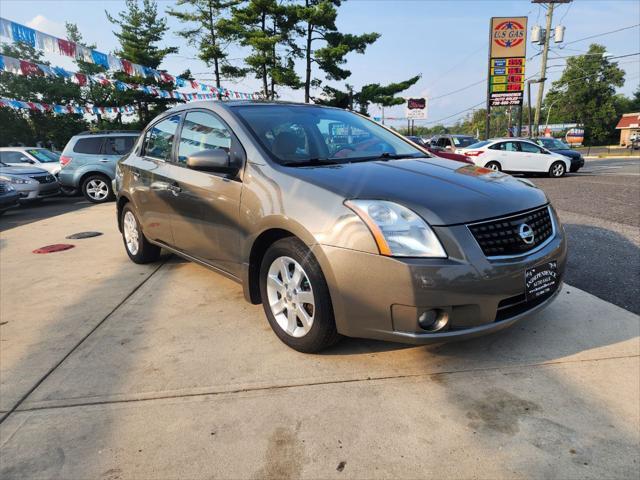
[284,157,548,225]
[548,148,580,159]
[0,165,48,175]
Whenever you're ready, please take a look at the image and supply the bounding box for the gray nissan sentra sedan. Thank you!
[115,101,566,352]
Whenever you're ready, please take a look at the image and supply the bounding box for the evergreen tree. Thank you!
[356,75,421,115]
[298,0,378,103]
[106,0,180,123]
[167,0,246,88]
[226,0,302,99]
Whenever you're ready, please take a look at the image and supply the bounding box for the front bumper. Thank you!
[313,212,567,345]
[16,182,60,201]
[569,157,584,172]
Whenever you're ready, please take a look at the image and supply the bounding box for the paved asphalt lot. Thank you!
[0,156,638,478]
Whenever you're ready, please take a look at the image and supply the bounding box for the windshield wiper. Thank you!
[281,158,341,167]
[346,153,428,163]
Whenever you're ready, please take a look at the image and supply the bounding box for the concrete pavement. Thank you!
[1,203,639,479]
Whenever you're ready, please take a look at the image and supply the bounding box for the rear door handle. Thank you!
[100,158,110,162]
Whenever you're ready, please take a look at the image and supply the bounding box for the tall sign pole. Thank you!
[533,3,555,135]
[487,17,528,139]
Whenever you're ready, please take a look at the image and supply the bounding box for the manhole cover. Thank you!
[66,231,103,239]
[33,244,75,254]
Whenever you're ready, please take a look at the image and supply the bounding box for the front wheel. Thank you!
[121,205,161,264]
[259,237,340,353]
[485,161,501,171]
[82,174,114,203]
[549,161,566,178]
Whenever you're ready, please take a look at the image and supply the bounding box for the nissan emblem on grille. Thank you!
[518,223,535,245]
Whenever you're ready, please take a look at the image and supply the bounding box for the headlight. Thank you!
[345,200,447,258]
[5,184,15,191]
[0,175,36,184]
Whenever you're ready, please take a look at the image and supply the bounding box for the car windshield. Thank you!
[466,140,491,149]
[233,105,426,165]
[538,138,569,149]
[26,149,60,163]
[452,136,478,147]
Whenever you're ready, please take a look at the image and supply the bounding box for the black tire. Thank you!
[120,204,161,264]
[548,161,566,178]
[82,174,114,203]
[259,237,340,353]
[485,161,501,171]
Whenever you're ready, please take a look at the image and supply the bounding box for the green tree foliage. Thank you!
[543,44,625,145]
[167,0,246,88]
[226,0,302,99]
[298,0,379,102]
[356,75,421,115]
[107,0,180,123]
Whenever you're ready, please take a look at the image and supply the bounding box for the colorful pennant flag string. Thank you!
[0,16,260,100]
[0,96,137,115]
[0,53,229,102]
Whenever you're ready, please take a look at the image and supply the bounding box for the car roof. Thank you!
[163,99,345,115]
[73,130,140,137]
[0,146,41,150]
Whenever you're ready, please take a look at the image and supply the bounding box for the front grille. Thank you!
[30,174,56,184]
[0,183,6,193]
[468,206,554,257]
[495,285,558,322]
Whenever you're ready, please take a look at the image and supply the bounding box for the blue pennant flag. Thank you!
[10,22,36,47]
[91,50,110,69]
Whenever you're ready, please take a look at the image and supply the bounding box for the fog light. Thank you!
[418,309,449,332]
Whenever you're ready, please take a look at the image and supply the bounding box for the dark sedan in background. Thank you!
[533,137,584,172]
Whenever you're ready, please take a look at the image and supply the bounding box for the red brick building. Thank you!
[616,113,640,146]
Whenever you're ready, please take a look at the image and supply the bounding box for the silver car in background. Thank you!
[0,147,62,176]
[0,162,60,203]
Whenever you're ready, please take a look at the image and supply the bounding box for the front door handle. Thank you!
[167,184,182,196]
[100,158,110,162]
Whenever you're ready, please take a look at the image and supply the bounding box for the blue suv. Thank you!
[58,131,140,203]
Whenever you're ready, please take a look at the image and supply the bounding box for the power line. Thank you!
[429,78,486,101]
[563,23,640,46]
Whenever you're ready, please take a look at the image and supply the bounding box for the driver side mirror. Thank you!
[186,149,239,176]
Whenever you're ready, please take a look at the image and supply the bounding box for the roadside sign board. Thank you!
[488,17,528,107]
[406,97,428,120]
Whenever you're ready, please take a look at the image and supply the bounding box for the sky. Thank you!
[0,0,639,127]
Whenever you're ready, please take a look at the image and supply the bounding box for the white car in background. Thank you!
[0,147,62,176]
[455,138,572,178]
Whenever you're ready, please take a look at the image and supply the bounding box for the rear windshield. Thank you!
[73,137,104,154]
[233,105,425,165]
[466,140,491,149]
[452,136,478,147]
[104,136,136,155]
[27,149,60,163]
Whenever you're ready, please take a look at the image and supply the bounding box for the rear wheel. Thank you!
[259,237,340,353]
[485,161,501,171]
[121,204,161,264]
[549,161,566,178]
[82,174,113,203]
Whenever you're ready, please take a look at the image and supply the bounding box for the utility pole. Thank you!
[533,2,555,136]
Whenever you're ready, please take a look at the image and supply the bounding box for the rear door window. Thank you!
[519,141,543,154]
[143,115,181,161]
[104,136,136,155]
[73,137,104,154]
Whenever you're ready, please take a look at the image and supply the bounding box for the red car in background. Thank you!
[406,136,473,164]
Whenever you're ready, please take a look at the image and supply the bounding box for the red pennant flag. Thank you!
[75,74,88,86]
[57,39,77,58]
[20,61,42,76]
[26,102,38,110]
[121,59,134,76]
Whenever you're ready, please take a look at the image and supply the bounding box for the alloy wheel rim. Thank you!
[86,179,109,200]
[266,256,315,338]
[552,164,564,176]
[123,211,139,255]
[489,163,499,171]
